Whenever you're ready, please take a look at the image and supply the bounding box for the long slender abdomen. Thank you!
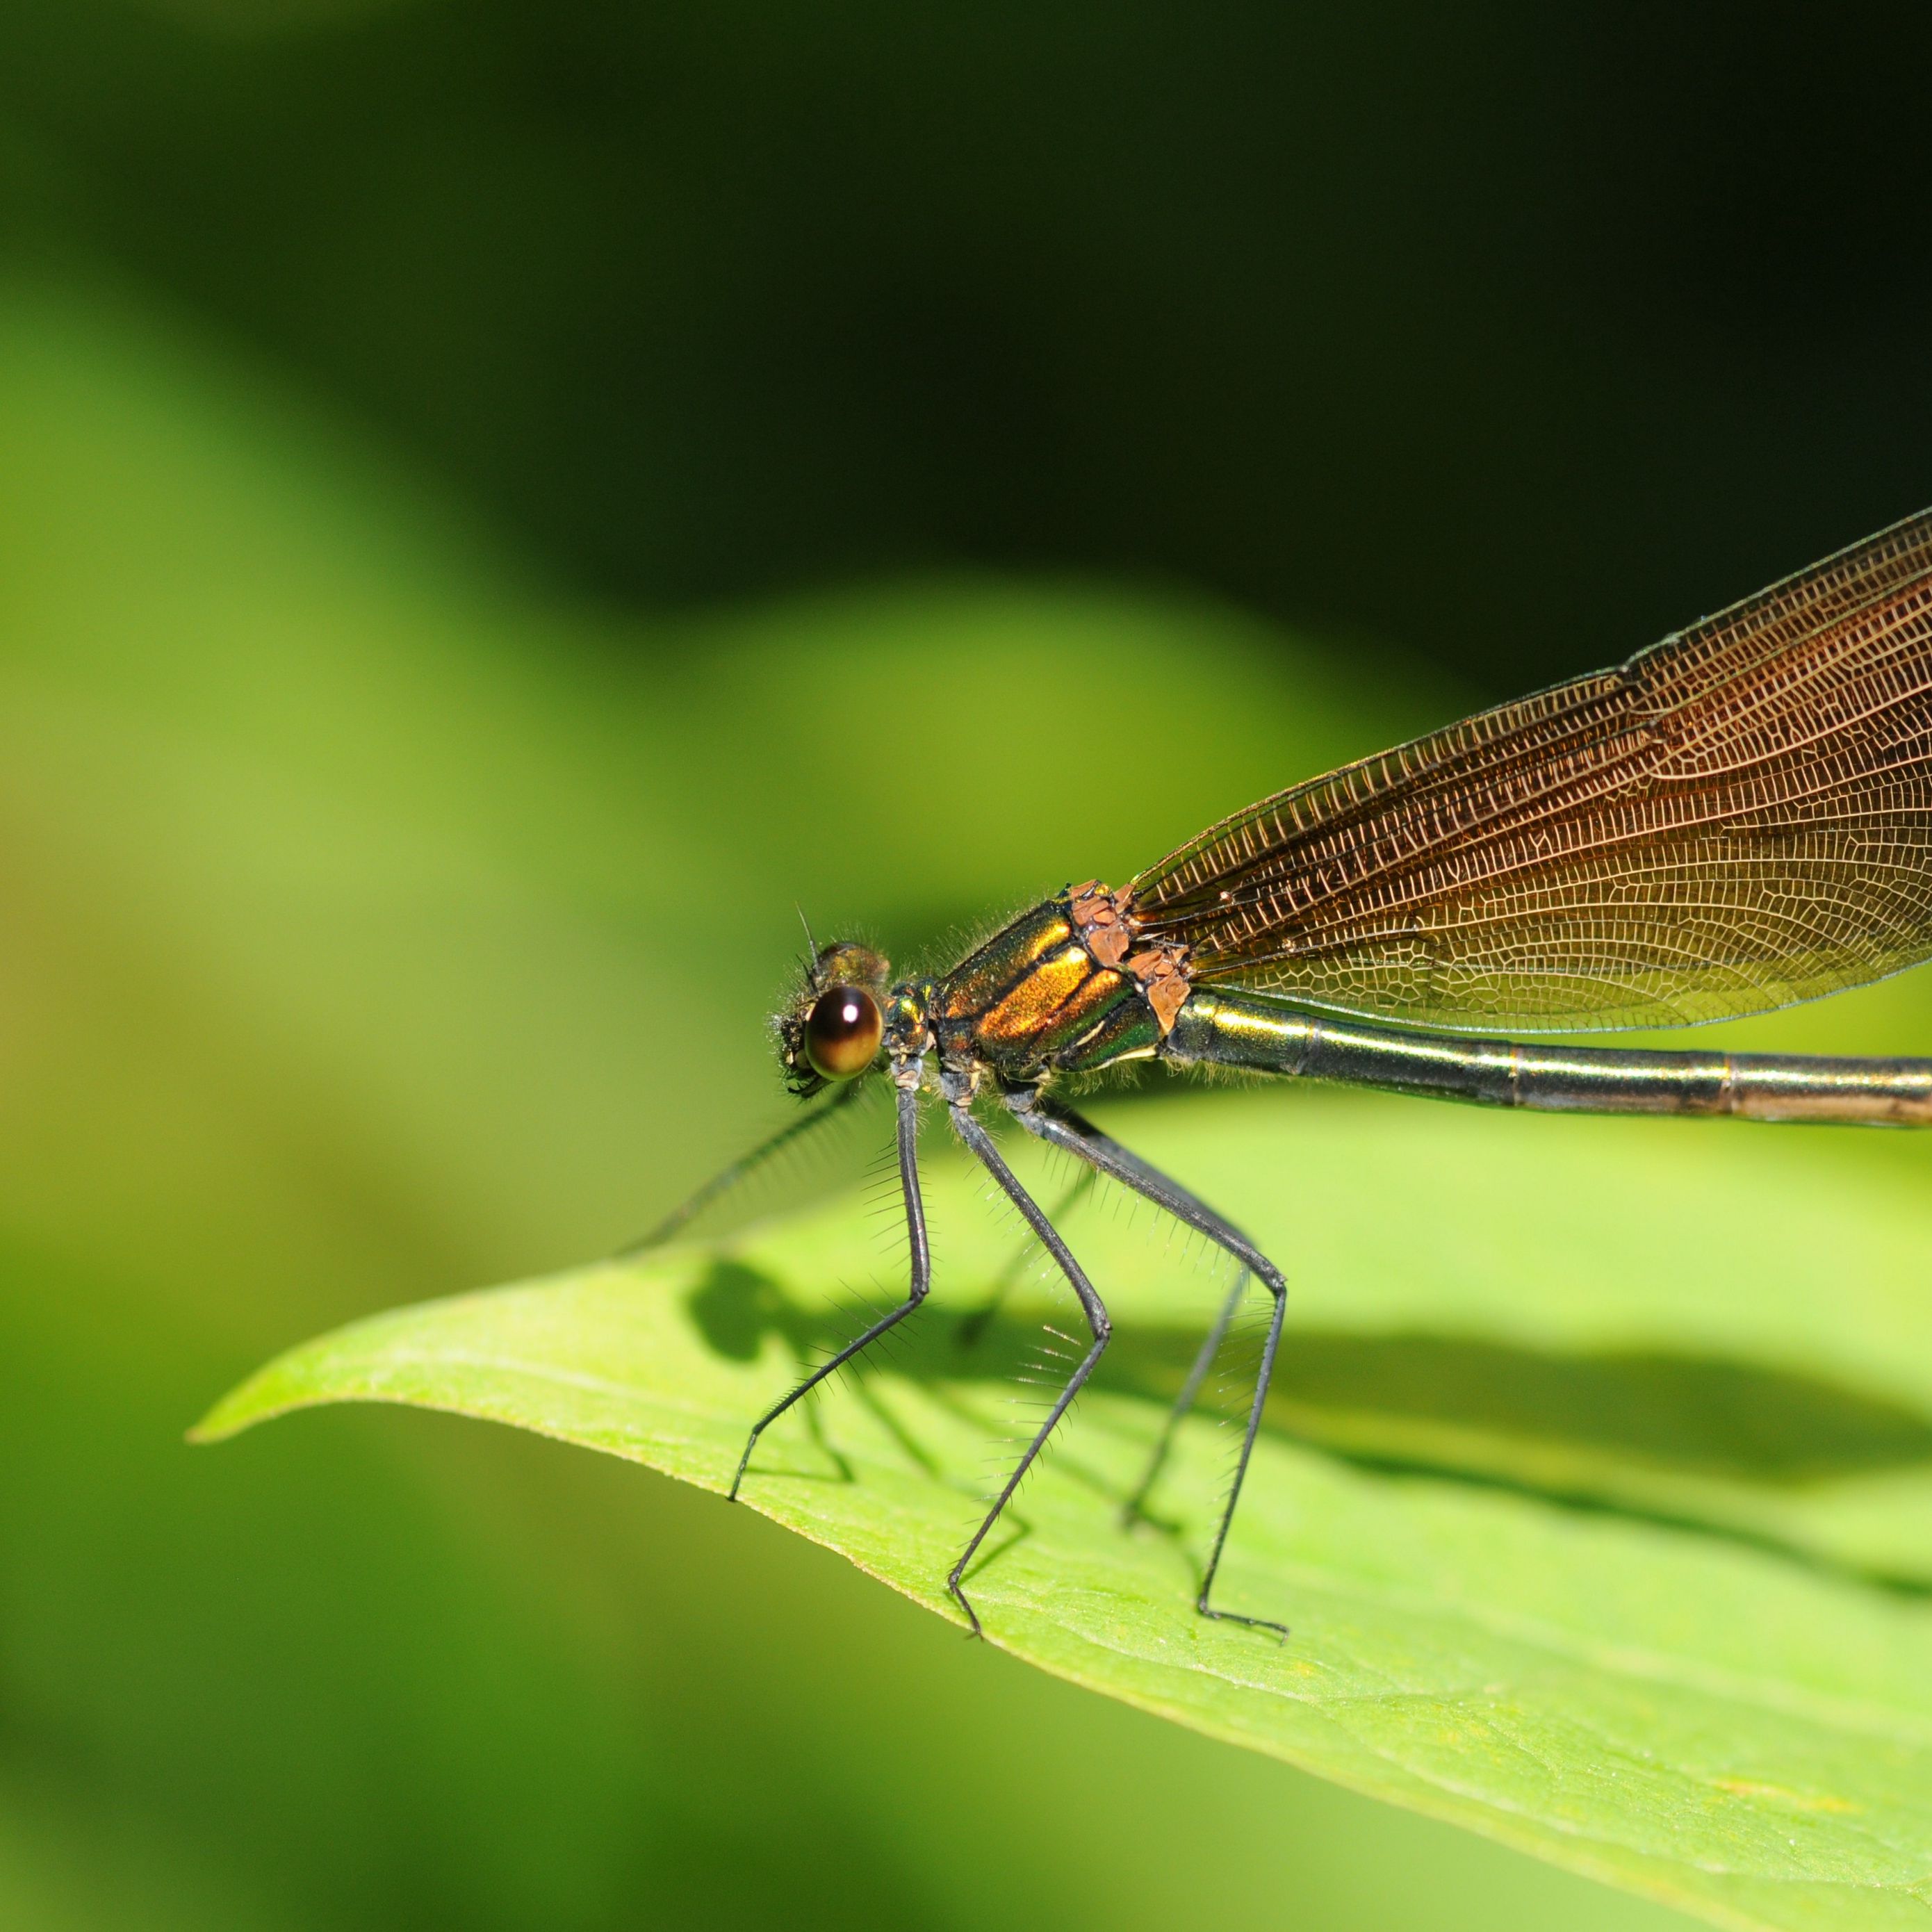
[1165,987,1932,1125]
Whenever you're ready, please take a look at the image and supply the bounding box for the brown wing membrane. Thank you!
[1131,509,1932,1033]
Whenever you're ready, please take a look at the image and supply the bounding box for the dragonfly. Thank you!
[657,507,1932,1639]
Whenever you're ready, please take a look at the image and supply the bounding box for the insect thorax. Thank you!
[926,890,1184,1081]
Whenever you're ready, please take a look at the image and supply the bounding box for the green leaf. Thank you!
[197,1081,1932,1931]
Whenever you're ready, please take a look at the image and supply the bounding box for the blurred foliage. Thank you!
[5,3,1932,690]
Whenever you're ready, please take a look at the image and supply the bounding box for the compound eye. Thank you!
[803,984,883,1081]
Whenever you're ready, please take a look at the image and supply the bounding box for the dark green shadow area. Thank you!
[1270,1332,1932,1487]
[689,1259,1932,1591]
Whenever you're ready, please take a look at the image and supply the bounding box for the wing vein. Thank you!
[1131,509,1932,1032]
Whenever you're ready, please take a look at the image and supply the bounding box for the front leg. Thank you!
[730,1079,930,1498]
[1005,1088,1288,1637]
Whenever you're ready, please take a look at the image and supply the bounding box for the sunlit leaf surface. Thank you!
[201,1084,1932,1931]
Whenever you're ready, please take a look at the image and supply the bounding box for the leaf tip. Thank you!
[186,1369,301,1445]
[186,1394,254,1445]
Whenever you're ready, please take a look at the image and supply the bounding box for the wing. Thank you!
[1130,509,1932,1033]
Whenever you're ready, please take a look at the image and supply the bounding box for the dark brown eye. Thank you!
[803,984,883,1080]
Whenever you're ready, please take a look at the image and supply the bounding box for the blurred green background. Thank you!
[2,6,1930,1929]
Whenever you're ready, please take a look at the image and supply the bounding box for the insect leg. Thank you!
[1120,1268,1247,1528]
[946,1099,1111,1638]
[1005,1089,1288,1637]
[999,1090,1251,1526]
[728,1081,930,1499]
[616,1077,867,1256]
[955,1164,1097,1348]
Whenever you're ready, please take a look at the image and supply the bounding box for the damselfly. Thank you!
[657,508,1932,1637]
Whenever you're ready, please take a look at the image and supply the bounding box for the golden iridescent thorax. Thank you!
[928,885,1193,1081]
